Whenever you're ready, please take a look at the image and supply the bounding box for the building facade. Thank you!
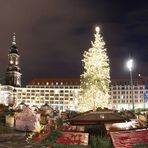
[15,78,80,111]
[0,34,79,111]
[5,33,22,87]
[0,78,80,111]
[1,76,148,111]
[1,35,148,111]
[109,77,148,110]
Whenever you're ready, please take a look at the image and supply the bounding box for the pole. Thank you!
[93,93,96,111]
[130,70,134,111]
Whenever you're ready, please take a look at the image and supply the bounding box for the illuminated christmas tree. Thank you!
[79,26,110,112]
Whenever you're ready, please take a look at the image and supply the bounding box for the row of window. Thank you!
[111,80,145,86]
[17,96,74,100]
[17,99,71,105]
[17,93,74,96]
[17,89,78,93]
[111,86,144,90]
[112,91,144,94]
[27,86,80,89]
[112,96,143,99]
[31,82,79,86]
[112,99,143,103]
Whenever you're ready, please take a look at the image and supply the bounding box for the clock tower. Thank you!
[5,33,22,87]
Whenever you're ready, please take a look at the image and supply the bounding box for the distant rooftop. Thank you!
[111,76,148,85]
[70,111,125,125]
[27,78,80,86]
[27,76,148,86]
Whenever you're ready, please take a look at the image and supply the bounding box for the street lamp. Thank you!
[126,59,134,111]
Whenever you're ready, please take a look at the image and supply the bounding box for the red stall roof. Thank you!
[110,129,148,148]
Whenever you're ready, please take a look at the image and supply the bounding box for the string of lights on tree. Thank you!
[79,26,110,112]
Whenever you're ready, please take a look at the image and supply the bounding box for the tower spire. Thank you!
[6,32,22,87]
[12,32,16,45]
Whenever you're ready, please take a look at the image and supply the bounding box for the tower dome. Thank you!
[5,33,22,87]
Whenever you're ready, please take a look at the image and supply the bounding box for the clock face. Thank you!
[15,61,18,65]
[10,60,13,64]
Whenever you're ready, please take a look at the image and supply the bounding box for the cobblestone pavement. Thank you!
[0,124,46,148]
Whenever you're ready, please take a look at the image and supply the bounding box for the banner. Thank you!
[144,93,148,103]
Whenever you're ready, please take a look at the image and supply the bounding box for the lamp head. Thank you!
[126,59,134,71]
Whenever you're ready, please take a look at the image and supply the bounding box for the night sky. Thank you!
[0,0,148,86]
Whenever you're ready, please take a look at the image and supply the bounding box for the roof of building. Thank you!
[9,45,19,54]
[9,33,19,54]
[28,76,148,86]
[70,111,125,125]
[28,78,80,85]
[111,76,148,85]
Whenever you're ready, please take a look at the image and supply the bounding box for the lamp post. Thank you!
[126,59,134,111]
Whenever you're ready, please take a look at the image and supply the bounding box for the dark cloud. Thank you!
[0,0,148,85]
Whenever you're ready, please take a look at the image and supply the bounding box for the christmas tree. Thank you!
[79,27,110,112]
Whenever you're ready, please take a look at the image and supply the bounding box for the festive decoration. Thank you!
[33,122,44,133]
[26,124,89,148]
[32,127,51,142]
[56,132,89,146]
[79,26,110,112]
[27,125,61,146]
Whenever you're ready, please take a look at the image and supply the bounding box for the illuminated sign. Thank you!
[144,93,148,103]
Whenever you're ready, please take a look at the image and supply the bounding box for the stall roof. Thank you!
[105,119,145,134]
[70,111,125,125]
[110,129,148,148]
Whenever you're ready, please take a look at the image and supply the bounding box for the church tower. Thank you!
[5,33,22,87]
